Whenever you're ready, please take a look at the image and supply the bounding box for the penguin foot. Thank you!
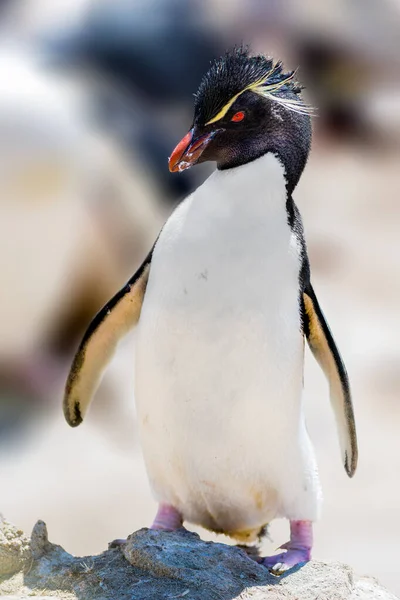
[151,503,183,531]
[260,520,312,576]
[261,546,311,575]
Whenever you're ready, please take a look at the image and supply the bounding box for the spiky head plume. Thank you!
[194,46,314,126]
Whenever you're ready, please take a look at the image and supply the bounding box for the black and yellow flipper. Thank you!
[303,283,358,477]
[63,250,153,427]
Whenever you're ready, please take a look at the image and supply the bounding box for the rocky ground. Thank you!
[0,516,398,600]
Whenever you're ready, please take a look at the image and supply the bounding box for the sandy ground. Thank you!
[0,143,400,595]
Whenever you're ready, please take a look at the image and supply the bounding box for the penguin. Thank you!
[63,47,358,575]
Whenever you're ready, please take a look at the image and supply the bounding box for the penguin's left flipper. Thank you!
[303,283,358,477]
[63,250,152,428]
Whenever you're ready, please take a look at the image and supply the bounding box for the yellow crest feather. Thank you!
[205,67,314,125]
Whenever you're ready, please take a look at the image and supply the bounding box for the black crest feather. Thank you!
[194,46,306,125]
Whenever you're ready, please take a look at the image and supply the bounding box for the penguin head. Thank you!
[169,47,314,192]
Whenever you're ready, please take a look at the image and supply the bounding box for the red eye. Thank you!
[231,111,245,122]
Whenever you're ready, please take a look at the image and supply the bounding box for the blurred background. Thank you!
[0,0,399,593]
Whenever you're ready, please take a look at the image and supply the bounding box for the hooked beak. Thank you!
[169,128,217,173]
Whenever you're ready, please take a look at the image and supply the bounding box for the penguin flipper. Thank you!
[63,250,152,427]
[303,284,358,477]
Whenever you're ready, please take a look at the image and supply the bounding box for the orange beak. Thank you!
[168,128,217,173]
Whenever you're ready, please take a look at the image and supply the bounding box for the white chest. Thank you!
[134,154,309,532]
[142,154,301,341]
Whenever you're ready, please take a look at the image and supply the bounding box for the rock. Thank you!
[0,597,57,600]
[0,516,31,577]
[30,521,53,560]
[0,518,397,600]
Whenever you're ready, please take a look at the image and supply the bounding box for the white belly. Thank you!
[135,155,320,538]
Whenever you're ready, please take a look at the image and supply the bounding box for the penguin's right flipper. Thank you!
[303,283,358,477]
[63,250,152,427]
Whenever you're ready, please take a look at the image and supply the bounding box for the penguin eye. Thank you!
[231,111,245,123]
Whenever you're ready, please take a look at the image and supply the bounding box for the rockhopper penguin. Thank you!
[63,48,358,575]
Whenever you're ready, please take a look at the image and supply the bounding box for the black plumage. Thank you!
[194,46,303,125]
[188,49,312,193]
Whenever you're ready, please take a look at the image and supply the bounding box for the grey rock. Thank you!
[30,521,53,560]
[0,518,397,600]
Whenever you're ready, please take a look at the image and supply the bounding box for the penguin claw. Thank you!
[270,562,289,575]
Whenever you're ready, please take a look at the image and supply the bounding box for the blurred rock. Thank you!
[0,518,397,600]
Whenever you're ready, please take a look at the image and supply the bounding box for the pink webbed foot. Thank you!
[151,504,183,531]
[261,520,312,576]
[262,546,311,575]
